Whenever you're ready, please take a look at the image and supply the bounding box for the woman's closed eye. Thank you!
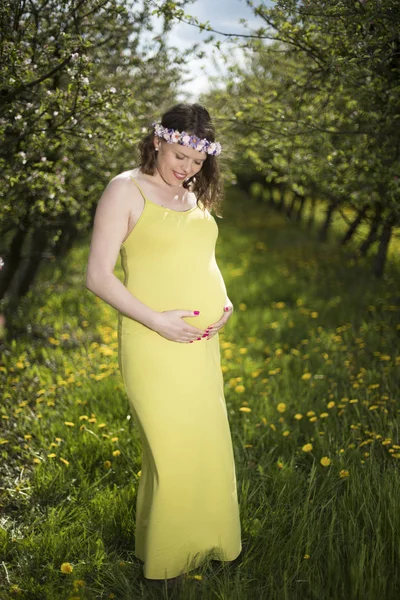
[176,154,203,166]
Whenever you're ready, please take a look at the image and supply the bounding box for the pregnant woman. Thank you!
[85,102,242,588]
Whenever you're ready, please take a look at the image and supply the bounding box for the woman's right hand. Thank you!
[152,310,209,343]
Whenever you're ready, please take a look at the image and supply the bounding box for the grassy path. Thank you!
[1,188,399,599]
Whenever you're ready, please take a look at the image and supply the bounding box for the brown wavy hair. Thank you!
[138,103,223,216]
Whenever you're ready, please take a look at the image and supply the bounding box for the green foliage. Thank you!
[199,0,400,275]
[0,0,187,301]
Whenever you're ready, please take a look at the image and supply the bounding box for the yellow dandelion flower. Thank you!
[310,312,318,318]
[104,460,112,468]
[282,430,290,437]
[276,402,286,413]
[277,461,284,468]
[294,413,303,420]
[235,385,245,393]
[239,406,251,412]
[33,458,41,464]
[239,348,247,354]
[339,469,349,478]
[309,416,318,422]
[302,443,313,452]
[97,423,107,428]
[239,303,247,310]
[112,450,121,457]
[261,417,267,425]
[304,554,310,559]
[327,401,335,409]
[47,453,57,458]
[60,457,69,466]
[111,437,119,442]
[79,415,89,420]
[369,405,378,411]
[301,372,312,381]
[306,411,316,417]
[60,562,73,574]
[64,421,75,427]
[320,456,331,467]
[320,413,329,418]
[270,423,276,431]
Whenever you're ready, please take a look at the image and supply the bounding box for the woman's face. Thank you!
[154,138,207,186]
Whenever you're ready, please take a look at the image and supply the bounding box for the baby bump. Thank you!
[179,282,227,330]
[126,263,228,331]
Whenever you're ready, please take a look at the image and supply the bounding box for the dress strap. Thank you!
[129,174,147,202]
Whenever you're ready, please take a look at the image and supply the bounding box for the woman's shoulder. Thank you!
[111,167,140,184]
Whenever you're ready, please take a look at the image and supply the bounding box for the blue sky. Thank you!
[152,0,274,100]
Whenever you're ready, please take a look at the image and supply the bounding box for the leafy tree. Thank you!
[0,0,185,305]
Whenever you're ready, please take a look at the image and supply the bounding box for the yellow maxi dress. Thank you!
[117,175,242,579]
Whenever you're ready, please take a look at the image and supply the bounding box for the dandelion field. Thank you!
[1,188,399,599]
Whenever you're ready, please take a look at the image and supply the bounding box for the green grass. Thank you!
[1,187,399,599]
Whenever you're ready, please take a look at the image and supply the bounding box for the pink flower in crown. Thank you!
[181,134,191,145]
[171,131,181,143]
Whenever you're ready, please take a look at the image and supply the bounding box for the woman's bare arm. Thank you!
[85,174,159,330]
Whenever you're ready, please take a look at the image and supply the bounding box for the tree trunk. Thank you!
[286,192,297,218]
[373,215,395,278]
[296,194,306,222]
[318,200,337,242]
[307,194,317,229]
[0,222,29,300]
[340,205,369,246]
[359,202,382,256]
[15,228,49,298]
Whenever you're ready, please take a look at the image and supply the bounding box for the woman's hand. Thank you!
[205,300,234,340]
[152,309,209,343]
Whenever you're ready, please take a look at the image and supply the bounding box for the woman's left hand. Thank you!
[205,300,234,339]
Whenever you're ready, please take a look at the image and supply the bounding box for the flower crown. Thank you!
[152,122,222,156]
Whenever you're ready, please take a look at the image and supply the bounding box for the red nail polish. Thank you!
[189,340,193,343]
[196,337,201,340]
